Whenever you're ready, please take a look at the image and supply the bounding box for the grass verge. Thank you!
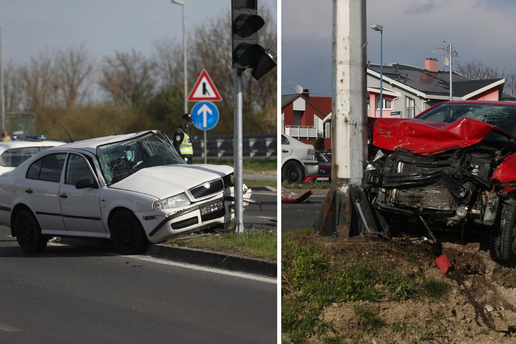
[282,180,331,189]
[282,229,452,343]
[244,179,277,188]
[163,230,277,261]
[206,158,276,172]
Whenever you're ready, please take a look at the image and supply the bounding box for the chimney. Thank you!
[425,58,439,73]
[302,89,310,99]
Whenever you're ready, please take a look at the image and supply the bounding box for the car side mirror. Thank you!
[75,178,98,189]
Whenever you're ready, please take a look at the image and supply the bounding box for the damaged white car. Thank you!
[0,130,251,254]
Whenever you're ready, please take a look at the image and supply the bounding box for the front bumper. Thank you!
[304,161,319,178]
[137,188,252,243]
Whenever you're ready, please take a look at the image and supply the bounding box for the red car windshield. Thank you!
[417,103,516,135]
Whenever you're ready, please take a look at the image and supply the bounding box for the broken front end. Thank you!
[365,118,516,265]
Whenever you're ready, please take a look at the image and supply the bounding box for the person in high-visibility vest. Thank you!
[173,113,194,164]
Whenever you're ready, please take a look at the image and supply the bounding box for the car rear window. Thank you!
[1,147,41,167]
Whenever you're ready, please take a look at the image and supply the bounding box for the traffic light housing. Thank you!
[231,0,276,80]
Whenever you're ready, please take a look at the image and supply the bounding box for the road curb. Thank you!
[148,244,277,278]
[56,237,277,278]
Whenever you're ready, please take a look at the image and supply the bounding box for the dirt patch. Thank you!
[283,235,516,343]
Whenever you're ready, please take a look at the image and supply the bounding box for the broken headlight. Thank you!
[153,194,191,210]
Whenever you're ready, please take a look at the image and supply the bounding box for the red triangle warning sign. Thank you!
[187,69,223,102]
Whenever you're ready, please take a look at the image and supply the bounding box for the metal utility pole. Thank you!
[233,69,244,233]
[435,41,458,101]
[313,0,368,238]
[0,23,5,133]
[172,0,188,114]
[231,0,276,234]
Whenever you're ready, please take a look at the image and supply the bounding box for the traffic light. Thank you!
[231,0,276,80]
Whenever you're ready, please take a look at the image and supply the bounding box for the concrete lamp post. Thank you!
[371,24,383,118]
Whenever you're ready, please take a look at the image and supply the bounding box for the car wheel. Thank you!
[489,200,516,265]
[15,209,47,253]
[282,161,304,184]
[110,210,149,255]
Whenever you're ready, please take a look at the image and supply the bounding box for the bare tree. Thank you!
[3,60,24,111]
[456,60,500,80]
[98,49,157,107]
[457,59,516,97]
[56,44,95,108]
[19,48,61,111]
[503,71,516,97]
[152,36,183,89]
[185,5,277,133]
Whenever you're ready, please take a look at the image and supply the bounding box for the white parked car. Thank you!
[0,137,65,175]
[0,130,250,254]
[281,134,318,183]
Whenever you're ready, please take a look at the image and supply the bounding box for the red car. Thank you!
[365,101,516,264]
[304,151,331,183]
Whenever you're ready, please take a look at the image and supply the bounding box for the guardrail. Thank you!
[191,134,277,159]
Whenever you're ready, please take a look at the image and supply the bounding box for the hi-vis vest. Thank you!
[179,130,193,155]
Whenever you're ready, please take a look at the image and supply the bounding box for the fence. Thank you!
[191,133,277,159]
[284,125,319,140]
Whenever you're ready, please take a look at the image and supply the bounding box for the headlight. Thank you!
[307,149,315,161]
[153,194,191,210]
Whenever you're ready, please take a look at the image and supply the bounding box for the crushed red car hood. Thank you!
[372,117,502,155]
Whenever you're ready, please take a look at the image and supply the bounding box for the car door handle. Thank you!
[60,193,68,199]
[25,189,33,194]
[282,149,288,153]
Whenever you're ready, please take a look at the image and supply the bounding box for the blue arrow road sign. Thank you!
[191,101,219,131]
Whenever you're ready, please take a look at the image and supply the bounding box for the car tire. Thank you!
[282,161,304,184]
[110,210,149,255]
[15,209,48,253]
[489,200,516,265]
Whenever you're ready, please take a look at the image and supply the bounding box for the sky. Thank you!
[1,0,276,64]
[281,0,516,97]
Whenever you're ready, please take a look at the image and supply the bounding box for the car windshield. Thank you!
[315,151,328,163]
[417,103,516,135]
[97,131,185,185]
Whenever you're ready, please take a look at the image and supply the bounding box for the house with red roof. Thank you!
[282,58,516,149]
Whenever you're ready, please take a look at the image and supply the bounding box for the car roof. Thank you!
[433,100,516,107]
[0,140,66,153]
[43,130,157,155]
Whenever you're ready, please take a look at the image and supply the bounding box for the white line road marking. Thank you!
[0,322,20,332]
[132,255,277,284]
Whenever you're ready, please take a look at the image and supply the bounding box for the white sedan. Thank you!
[0,130,250,254]
[0,138,65,175]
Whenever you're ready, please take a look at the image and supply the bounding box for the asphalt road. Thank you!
[244,186,277,232]
[281,193,326,232]
[0,225,277,344]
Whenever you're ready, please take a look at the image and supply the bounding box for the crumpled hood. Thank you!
[372,117,509,155]
[110,164,233,199]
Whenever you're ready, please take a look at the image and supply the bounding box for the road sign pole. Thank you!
[233,69,244,233]
[204,131,207,164]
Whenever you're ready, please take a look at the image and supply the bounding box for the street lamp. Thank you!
[371,24,383,118]
[172,0,187,114]
[0,23,5,132]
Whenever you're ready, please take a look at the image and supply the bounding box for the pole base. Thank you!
[312,183,388,241]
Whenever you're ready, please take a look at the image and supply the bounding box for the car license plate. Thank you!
[316,177,329,181]
[200,199,224,216]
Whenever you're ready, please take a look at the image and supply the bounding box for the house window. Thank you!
[376,97,392,110]
[406,97,415,118]
[384,99,392,109]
